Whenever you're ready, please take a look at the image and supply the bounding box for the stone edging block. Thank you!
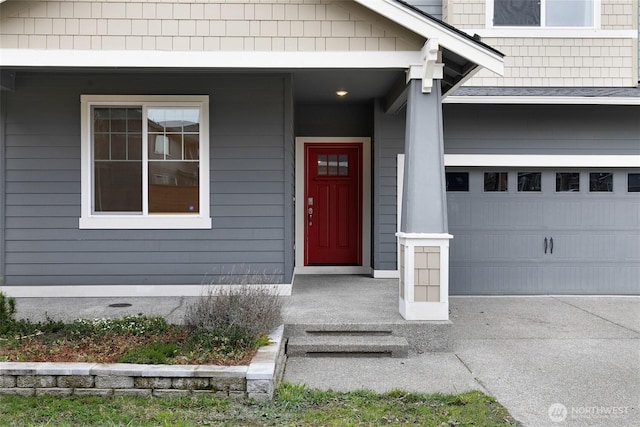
[0,325,285,400]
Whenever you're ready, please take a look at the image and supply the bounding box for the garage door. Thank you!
[447,169,640,295]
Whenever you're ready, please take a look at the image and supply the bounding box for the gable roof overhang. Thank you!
[0,0,503,100]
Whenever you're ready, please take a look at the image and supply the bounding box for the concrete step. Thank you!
[287,335,410,358]
[284,321,452,353]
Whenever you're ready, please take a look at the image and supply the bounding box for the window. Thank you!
[80,95,210,229]
[517,172,541,192]
[589,172,613,192]
[493,0,594,27]
[628,173,640,193]
[446,172,469,191]
[484,172,508,192]
[556,172,580,192]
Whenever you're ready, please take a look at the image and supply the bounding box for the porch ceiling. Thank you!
[292,69,405,104]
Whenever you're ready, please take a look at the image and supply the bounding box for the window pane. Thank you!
[547,0,593,26]
[338,155,348,176]
[627,173,640,192]
[317,155,327,176]
[556,172,580,192]
[484,172,508,192]
[517,172,541,192]
[110,108,127,132]
[328,155,338,175]
[94,161,142,212]
[128,134,142,160]
[184,134,199,160]
[494,0,540,26]
[446,172,469,191]
[94,134,110,160]
[93,107,143,213]
[148,161,199,213]
[589,172,613,192]
[111,134,127,160]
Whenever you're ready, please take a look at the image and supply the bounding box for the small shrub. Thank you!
[118,341,178,364]
[184,284,283,345]
[0,292,17,335]
[184,268,284,352]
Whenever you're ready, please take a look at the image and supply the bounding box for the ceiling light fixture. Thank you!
[336,90,348,97]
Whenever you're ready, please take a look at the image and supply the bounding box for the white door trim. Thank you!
[294,137,372,275]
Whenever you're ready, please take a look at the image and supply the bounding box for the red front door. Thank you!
[305,144,362,265]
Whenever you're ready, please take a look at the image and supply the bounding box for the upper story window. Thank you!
[80,95,211,229]
[492,0,595,28]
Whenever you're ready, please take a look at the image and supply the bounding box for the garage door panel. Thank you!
[448,169,639,295]
[479,200,545,227]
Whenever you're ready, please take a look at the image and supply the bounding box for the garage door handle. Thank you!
[544,237,548,254]
[550,238,554,254]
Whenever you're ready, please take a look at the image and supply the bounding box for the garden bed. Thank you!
[0,326,285,400]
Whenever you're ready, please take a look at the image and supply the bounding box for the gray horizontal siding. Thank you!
[444,104,640,154]
[4,72,290,286]
[373,101,406,271]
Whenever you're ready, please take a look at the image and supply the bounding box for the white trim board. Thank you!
[373,270,399,279]
[444,96,640,106]
[463,29,637,39]
[1,284,293,298]
[295,266,373,275]
[444,154,640,168]
[294,137,372,272]
[1,49,422,69]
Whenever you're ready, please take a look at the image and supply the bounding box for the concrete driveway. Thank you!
[284,296,640,427]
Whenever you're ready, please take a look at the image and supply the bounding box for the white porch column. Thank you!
[397,68,451,321]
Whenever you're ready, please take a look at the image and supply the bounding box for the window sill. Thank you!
[79,216,212,230]
[467,28,635,39]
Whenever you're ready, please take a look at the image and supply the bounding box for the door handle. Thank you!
[308,207,313,226]
[544,237,548,254]
[550,237,554,254]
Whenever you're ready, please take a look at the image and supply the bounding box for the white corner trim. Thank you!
[444,154,640,168]
[0,284,293,298]
[0,49,422,69]
[351,0,504,75]
[444,96,640,106]
[373,270,399,279]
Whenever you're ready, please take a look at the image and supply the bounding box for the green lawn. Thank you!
[0,384,519,426]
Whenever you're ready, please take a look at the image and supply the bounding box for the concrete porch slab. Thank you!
[284,275,452,352]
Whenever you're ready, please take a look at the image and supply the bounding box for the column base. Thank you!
[397,232,453,321]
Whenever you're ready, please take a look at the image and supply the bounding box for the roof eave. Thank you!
[352,0,504,76]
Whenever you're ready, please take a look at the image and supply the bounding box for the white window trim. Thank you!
[79,95,211,230]
[486,0,601,30]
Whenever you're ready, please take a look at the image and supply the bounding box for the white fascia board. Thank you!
[0,49,422,69]
[352,0,504,75]
[444,154,640,168]
[444,96,640,105]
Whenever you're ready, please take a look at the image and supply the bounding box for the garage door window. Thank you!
[517,172,541,192]
[484,172,508,192]
[446,172,469,191]
[628,173,640,192]
[589,172,613,192]
[556,172,580,192]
